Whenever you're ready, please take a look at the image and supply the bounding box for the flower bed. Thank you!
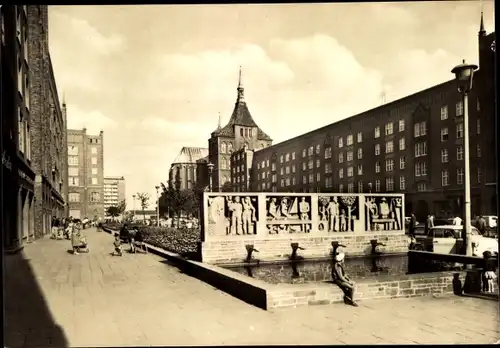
[142,227,201,259]
[102,223,201,259]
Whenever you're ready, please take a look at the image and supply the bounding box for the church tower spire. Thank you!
[479,10,486,37]
[217,112,221,129]
[236,65,244,103]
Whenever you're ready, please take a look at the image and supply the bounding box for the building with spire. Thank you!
[243,14,496,221]
[207,67,273,191]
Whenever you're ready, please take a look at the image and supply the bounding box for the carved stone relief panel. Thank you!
[365,195,403,232]
[207,195,259,236]
[265,195,312,234]
[318,195,360,232]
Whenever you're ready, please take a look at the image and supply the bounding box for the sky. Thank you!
[48,1,495,210]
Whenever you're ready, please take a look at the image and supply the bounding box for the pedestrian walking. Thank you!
[409,213,417,237]
[425,215,432,235]
[453,215,463,226]
[51,218,59,239]
[477,215,487,236]
[71,223,81,255]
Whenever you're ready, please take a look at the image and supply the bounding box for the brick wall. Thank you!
[27,5,67,236]
[266,271,467,309]
[202,233,408,264]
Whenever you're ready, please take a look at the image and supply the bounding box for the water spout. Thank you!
[245,244,259,263]
[290,242,305,260]
[331,241,347,256]
[370,239,386,255]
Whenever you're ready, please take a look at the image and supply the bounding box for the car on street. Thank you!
[411,224,498,256]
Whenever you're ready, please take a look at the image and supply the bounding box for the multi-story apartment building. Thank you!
[246,17,496,222]
[1,5,36,251]
[104,176,126,211]
[67,129,105,220]
[169,147,208,190]
[207,68,273,191]
[27,5,68,237]
[230,144,254,192]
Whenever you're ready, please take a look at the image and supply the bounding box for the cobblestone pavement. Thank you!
[4,228,500,347]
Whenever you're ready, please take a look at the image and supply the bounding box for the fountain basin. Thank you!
[146,242,470,310]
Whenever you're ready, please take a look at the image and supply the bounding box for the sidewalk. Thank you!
[4,228,499,346]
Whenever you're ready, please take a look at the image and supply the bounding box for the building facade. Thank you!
[104,176,126,211]
[169,147,208,190]
[207,69,273,192]
[27,5,68,237]
[246,18,496,222]
[230,144,254,192]
[67,129,105,220]
[1,5,36,251]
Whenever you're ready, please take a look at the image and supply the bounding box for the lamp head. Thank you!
[451,59,478,94]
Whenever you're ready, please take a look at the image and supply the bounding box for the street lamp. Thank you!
[451,59,478,257]
[207,162,214,192]
[155,185,160,227]
[368,182,373,194]
[132,194,136,222]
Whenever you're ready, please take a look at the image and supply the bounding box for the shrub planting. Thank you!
[102,223,201,259]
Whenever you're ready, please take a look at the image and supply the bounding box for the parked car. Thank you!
[412,224,498,256]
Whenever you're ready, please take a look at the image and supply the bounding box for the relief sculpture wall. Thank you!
[203,193,404,241]
[318,195,360,233]
[266,196,312,235]
[364,196,403,232]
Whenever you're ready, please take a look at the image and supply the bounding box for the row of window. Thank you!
[68,176,100,186]
[67,145,99,156]
[256,178,406,193]
[68,167,100,176]
[439,99,481,121]
[441,168,482,186]
[68,192,101,203]
[440,121,480,141]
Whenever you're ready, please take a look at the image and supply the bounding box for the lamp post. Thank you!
[207,162,214,192]
[132,194,136,222]
[155,185,160,227]
[451,59,478,257]
[368,182,373,194]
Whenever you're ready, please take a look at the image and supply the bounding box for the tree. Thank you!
[106,206,121,220]
[136,192,150,222]
[117,199,126,215]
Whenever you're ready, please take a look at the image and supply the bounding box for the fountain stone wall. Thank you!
[201,192,407,264]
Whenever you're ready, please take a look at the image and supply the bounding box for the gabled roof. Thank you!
[172,147,209,164]
[211,69,272,142]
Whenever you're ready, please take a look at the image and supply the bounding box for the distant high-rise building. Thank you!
[67,129,105,220]
[104,176,126,211]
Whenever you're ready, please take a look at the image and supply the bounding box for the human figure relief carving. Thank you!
[207,196,227,235]
[266,196,311,234]
[365,196,403,231]
[319,196,359,232]
[326,197,340,232]
[241,196,257,235]
[228,196,243,235]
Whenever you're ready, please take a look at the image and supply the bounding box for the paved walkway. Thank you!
[4,228,500,347]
